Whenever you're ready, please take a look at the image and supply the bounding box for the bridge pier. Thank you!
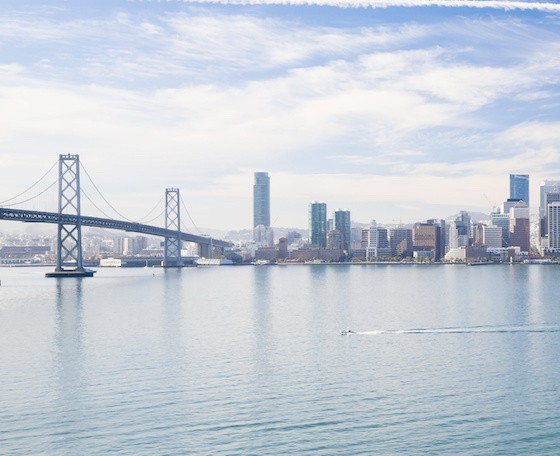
[46,154,95,278]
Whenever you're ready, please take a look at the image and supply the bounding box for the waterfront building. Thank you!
[389,228,413,256]
[413,221,443,261]
[309,202,327,247]
[253,172,270,228]
[362,220,378,260]
[278,237,288,259]
[510,174,529,207]
[509,204,530,253]
[333,209,351,252]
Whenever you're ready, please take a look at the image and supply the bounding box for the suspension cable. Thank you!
[136,195,164,222]
[180,194,203,235]
[0,177,59,207]
[0,159,58,205]
[80,162,136,222]
[81,188,117,220]
[141,207,166,225]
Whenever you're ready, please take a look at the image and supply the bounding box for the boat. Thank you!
[340,329,355,335]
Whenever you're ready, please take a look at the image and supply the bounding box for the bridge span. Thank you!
[0,207,230,248]
[1,154,232,276]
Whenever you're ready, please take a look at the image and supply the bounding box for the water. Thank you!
[1,264,560,455]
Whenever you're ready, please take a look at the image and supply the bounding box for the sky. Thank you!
[1,0,560,231]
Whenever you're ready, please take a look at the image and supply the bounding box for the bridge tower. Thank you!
[162,188,184,267]
[46,154,94,277]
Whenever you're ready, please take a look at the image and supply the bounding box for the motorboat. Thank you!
[340,329,355,335]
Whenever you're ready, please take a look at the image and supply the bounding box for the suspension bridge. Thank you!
[0,154,231,277]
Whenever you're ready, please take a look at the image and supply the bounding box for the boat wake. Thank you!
[353,324,560,335]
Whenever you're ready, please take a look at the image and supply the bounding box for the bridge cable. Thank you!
[0,159,58,205]
[80,162,137,222]
[0,177,59,208]
[180,195,204,235]
[80,162,166,225]
[81,188,118,220]
[139,207,166,225]
[136,195,164,223]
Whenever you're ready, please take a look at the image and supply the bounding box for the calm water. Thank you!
[1,264,560,455]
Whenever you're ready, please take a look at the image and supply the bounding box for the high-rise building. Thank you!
[309,202,327,247]
[510,174,529,207]
[413,221,443,261]
[491,211,510,247]
[448,211,471,249]
[509,204,530,253]
[540,180,560,218]
[389,228,413,256]
[333,209,351,252]
[482,225,502,248]
[362,220,378,260]
[253,172,270,228]
[547,202,560,251]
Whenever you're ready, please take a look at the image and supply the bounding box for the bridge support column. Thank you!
[46,154,94,278]
[162,188,183,267]
[198,243,211,259]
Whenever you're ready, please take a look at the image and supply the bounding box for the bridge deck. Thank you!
[0,208,231,248]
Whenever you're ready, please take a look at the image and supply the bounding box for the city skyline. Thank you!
[1,1,559,230]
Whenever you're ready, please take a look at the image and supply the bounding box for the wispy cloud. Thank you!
[1,4,559,227]
[174,0,560,12]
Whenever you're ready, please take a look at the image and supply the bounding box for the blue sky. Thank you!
[1,0,560,230]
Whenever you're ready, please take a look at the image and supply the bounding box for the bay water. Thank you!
[1,264,560,454]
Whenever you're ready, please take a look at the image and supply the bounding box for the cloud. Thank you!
[1,6,560,227]
[173,0,560,12]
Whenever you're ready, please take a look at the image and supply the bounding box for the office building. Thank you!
[509,204,530,253]
[413,221,443,261]
[389,228,413,256]
[253,172,270,228]
[362,220,378,260]
[482,225,502,248]
[334,209,351,252]
[548,202,560,251]
[510,174,529,207]
[448,211,471,249]
[309,202,327,247]
[491,211,509,247]
[540,180,560,218]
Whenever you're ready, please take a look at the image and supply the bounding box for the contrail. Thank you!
[176,0,560,12]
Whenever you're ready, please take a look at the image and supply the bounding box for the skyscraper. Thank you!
[509,204,530,253]
[333,209,351,252]
[253,172,270,228]
[548,202,560,251]
[510,174,529,207]
[309,202,327,247]
[539,180,560,218]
